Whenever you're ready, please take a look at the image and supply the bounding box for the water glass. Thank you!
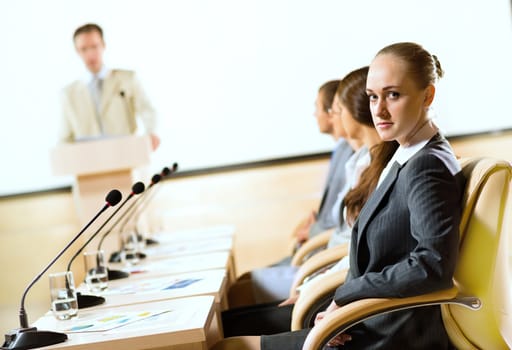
[121,231,140,266]
[136,230,147,251]
[49,271,78,320]
[83,250,108,292]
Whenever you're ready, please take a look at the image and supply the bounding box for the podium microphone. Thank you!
[98,174,161,263]
[2,189,122,350]
[65,182,145,308]
[119,90,132,121]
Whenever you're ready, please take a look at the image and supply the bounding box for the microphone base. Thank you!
[2,327,67,350]
[145,238,159,246]
[109,251,122,263]
[108,268,130,280]
[76,292,105,309]
[109,251,146,263]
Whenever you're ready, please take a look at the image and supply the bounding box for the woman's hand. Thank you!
[295,210,317,243]
[314,300,339,325]
[278,294,299,307]
[314,300,352,346]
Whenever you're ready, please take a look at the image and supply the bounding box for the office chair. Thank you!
[301,157,512,349]
[289,243,348,300]
[291,229,334,267]
[291,267,348,331]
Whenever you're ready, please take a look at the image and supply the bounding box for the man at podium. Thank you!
[59,23,160,151]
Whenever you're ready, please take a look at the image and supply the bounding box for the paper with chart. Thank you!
[103,276,203,295]
[60,309,173,333]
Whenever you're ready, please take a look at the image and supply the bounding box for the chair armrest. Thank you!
[291,229,334,266]
[289,244,348,296]
[291,269,348,331]
[302,286,481,350]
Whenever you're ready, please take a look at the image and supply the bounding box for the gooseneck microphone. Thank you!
[122,167,173,243]
[65,182,145,308]
[160,163,178,180]
[136,164,179,246]
[108,174,162,262]
[133,166,176,233]
[162,161,178,178]
[2,189,122,350]
[97,175,160,264]
[139,165,178,226]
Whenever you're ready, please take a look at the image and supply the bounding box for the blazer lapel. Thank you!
[355,161,401,249]
[99,72,121,115]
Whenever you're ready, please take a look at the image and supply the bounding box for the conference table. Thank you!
[83,269,228,310]
[143,236,233,260]
[146,225,237,282]
[33,295,220,350]
[31,225,236,349]
[150,225,235,244]
[109,250,232,281]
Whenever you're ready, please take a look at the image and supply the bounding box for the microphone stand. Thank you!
[66,183,144,308]
[140,164,178,246]
[141,167,169,245]
[96,195,144,280]
[108,174,162,263]
[1,190,121,350]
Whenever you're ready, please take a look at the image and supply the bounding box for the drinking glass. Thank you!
[121,231,140,266]
[49,271,78,320]
[83,250,108,292]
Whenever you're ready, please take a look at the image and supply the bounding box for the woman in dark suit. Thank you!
[212,42,465,350]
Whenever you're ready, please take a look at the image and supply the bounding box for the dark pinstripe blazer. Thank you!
[332,133,465,349]
[260,134,464,349]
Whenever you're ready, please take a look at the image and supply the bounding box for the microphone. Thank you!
[98,174,161,263]
[123,168,172,249]
[119,90,130,114]
[119,90,134,130]
[99,183,146,281]
[65,182,145,308]
[2,190,122,350]
[109,174,162,263]
[142,164,179,246]
[161,166,171,178]
[160,162,178,179]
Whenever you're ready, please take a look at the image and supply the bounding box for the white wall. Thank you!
[0,0,511,195]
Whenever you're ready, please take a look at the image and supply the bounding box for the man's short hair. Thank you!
[73,23,103,42]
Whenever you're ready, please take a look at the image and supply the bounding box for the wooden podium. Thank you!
[50,135,152,225]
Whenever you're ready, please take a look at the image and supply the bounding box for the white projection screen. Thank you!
[1,0,511,195]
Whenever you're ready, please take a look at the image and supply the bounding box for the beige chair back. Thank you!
[442,157,512,349]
